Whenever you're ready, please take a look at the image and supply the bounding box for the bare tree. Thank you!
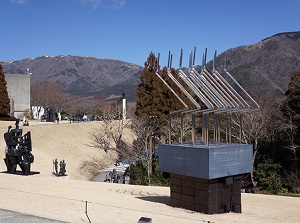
[130,117,156,185]
[280,101,300,169]
[130,116,167,185]
[31,81,68,119]
[91,117,113,153]
[229,96,281,187]
[283,169,300,193]
[90,102,133,162]
[159,114,194,144]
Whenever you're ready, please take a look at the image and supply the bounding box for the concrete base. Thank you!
[170,173,242,214]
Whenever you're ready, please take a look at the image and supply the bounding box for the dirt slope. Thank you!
[0,120,299,223]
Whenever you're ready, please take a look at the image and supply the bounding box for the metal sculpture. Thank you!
[158,48,260,214]
[52,158,66,176]
[3,119,34,174]
[156,48,259,145]
[59,160,66,175]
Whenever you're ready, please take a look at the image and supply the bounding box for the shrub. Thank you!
[128,161,148,185]
[254,159,283,194]
[22,109,34,120]
[127,160,170,186]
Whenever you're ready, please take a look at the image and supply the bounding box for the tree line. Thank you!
[131,53,300,193]
[1,55,299,193]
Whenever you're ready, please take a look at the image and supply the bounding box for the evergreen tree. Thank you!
[280,70,300,171]
[134,52,199,184]
[0,64,10,117]
[284,70,300,124]
[135,52,195,125]
[253,159,283,194]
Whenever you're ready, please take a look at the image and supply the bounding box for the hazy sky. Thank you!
[1,0,300,67]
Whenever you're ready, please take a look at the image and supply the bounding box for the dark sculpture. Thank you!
[52,158,66,176]
[3,119,34,174]
[59,160,66,175]
[53,158,58,174]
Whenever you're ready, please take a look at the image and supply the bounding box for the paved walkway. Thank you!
[0,208,66,223]
[92,163,129,183]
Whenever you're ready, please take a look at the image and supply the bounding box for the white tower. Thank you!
[122,92,126,120]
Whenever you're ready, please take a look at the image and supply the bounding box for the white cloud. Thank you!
[111,0,125,9]
[10,0,29,4]
[79,0,125,9]
[79,0,102,9]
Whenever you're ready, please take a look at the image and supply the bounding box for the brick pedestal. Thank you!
[170,173,242,214]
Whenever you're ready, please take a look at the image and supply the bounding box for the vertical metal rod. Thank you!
[204,48,207,66]
[217,113,221,144]
[239,113,243,143]
[201,114,205,143]
[201,52,205,69]
[157,53,160,71]
[213,113,220,145]
[85,201,91,223]
[201,113,205,143]
[217,113,220,144]
[224,53,227,71]
[170,54,173,69]
[225,113,229,143]
[205,113,209,147]
[213,114,217,143]
[167,51,171,69]
[213,50,217,72]
[179,49,183,68]
[193,46,196,66]
[229,113,232,144]
[192,113,195,145]
[169,115,172,144]
[180,113,183,144]
[203,113,206,144]
[189,51,192,68]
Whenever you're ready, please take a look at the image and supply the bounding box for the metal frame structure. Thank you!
[155,48,260,147]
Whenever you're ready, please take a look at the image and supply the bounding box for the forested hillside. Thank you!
[211,32,300,97]
[1,56,142,101]
[2,32,300,102]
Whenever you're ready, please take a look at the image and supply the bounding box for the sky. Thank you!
[1,0,300,67]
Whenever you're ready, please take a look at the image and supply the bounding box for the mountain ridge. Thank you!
[2,55,143,101]
[2,31,300,102]
[211,31,300,97]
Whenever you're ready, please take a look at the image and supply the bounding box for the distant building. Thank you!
[5,73,31,118]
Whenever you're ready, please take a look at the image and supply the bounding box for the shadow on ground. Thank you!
[0,171,40,176]
[136,195,170,205]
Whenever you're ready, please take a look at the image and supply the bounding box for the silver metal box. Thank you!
[159,142,253,179]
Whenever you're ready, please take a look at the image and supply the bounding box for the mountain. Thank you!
[1,55,143,101]
[1,31,300,102]
[210,32,300,97]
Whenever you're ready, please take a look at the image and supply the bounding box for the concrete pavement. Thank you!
[92,162,129,183]
[0,208,66,223]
